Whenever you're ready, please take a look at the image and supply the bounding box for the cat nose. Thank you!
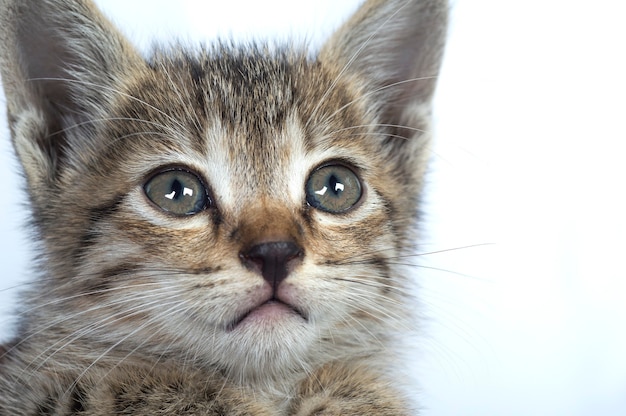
[240,241,303,288]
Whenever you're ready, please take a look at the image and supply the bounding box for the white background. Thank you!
[1,1,625,414]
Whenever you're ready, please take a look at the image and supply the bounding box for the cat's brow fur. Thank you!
[0,0,447,414]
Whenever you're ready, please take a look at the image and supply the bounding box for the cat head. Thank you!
[0,0,447,384]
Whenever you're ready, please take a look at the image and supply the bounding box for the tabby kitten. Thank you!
[0,0,447,414]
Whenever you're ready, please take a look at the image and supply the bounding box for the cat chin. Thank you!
[211,314,318,385]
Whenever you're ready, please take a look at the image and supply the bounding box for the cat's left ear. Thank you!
[320,0,448,138]
[0,0,144,192]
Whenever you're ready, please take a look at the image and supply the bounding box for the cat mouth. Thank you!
[227,300,307,331]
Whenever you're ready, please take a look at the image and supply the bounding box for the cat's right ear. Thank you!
[0,0,143,189]
[320,0,448,140]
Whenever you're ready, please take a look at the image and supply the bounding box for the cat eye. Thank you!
[306,163,362,214]
[144,168,209,215]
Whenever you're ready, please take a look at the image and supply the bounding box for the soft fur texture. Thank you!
[0,0,447,414]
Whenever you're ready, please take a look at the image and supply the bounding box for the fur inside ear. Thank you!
[320,0,448,139]
[0,0,142,187]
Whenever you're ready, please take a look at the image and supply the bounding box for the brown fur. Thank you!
[0,0,447,414]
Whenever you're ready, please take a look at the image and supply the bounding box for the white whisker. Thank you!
[28,76,192,137]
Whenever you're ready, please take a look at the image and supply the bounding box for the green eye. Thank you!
[306,163,362,214]
[144,169,208,215]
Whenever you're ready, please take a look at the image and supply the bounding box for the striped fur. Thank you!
[0,0,447,413]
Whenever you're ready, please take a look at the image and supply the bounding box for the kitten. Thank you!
[0,0,447,414]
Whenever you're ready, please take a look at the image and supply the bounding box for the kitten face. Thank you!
[0,0,447,387]
[50,52,412,380]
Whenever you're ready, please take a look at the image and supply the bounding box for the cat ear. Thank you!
[320,0,448,138]
[0,0,143,187]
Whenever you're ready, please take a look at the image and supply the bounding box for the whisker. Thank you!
[63,299,192,398]
[6,286,183,366]
[327,288,412,349]
[408,243,495,257]
[332,243,494,266]
[23,293,186,378]
[48,117,174,137]
[409,264,492,283]
[94,301,200,388]
[27,77,191,137]
[330,123,428,136]
[4,282,169,323]
[318,75,439,130]
[333,276,405,295]
[159,62,204,133]
[0,265,217,302]
[323,277,412,331]
[314,130,419,143]
[99,130,176,148]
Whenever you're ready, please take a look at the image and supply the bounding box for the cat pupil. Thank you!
[313,174,345,197]
[165,179,183,200]
[165,179,194,201]
[329,174,345,196]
